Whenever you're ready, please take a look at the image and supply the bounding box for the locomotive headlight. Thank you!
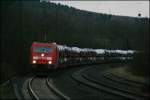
[48,61,52,64]
[32,60,36,64]
[41,53,44,57]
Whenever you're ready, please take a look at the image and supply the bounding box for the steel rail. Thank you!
[28,77,39,100]
[83,74,147,99]
[103,74,144,88]
[46,78,70,100]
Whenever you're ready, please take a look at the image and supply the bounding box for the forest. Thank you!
[0,1,149,82]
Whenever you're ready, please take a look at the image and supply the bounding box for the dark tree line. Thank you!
[0,1,149,79]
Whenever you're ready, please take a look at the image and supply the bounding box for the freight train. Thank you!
[30,42,135,71]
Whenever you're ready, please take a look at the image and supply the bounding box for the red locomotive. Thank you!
[30,42,58,70]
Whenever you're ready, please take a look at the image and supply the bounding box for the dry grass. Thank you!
[0,83,17,100]
[105,65,146,83]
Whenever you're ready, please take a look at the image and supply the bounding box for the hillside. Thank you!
[0,1,149,81]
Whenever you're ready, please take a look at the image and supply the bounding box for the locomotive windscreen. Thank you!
[33,46,51,53]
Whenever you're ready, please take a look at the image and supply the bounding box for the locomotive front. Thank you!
[30,42,58,71]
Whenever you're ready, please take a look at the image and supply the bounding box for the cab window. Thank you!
[33,46,51,53]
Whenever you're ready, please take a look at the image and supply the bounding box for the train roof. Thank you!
[31,42,136,54]
[57,44,136,54]
[31,42,57,46]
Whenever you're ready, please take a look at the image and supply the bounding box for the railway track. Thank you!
[28,77,39,100]
[103,73,144,88]
[27,76,70,100]
[71,67,149,100]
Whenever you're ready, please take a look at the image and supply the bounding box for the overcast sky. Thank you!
[42,0,149,18]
